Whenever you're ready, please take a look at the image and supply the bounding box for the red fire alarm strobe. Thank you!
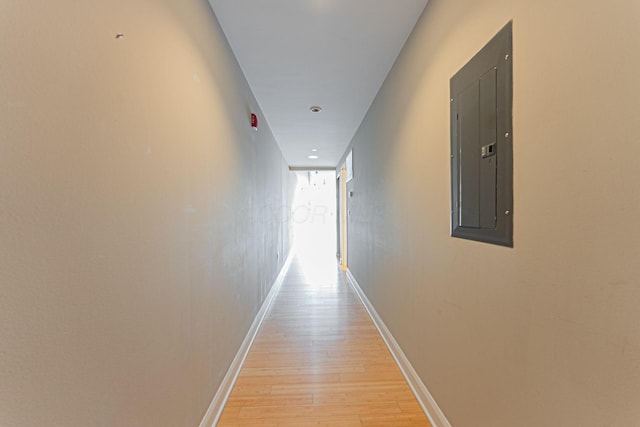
[251,113,258,130]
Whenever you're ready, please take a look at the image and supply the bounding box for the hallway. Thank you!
[217,246,430,426]
[4,1,640,426]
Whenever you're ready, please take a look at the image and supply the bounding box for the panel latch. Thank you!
[481,143,496,158]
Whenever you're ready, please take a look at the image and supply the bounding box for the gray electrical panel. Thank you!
[450,22,513,247]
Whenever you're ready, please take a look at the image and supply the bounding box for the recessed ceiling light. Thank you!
[310,106,322,113]
[311,149,318,152]
[308,155,319,159]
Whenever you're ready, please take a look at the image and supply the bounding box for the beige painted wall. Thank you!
[343,0,640,425]
[0,1,291,425]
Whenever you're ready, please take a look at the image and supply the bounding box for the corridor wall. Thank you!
[340,0,640,425]
[0,1,290,425]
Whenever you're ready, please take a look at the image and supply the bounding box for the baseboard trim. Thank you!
[345,269,452,427]
[199,250,294,427]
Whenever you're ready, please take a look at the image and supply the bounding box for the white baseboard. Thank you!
[199,250,294,427]
[345,269,452,427]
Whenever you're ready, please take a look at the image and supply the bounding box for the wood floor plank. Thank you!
[217,255,431,426]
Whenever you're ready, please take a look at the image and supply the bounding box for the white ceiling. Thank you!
[208,0,429,168]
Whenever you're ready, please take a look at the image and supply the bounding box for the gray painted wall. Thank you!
[0,1,291,425]
[341,0,640,425]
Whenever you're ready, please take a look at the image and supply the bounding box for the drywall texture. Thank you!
[0,1,290,426]
[342,0,640,426]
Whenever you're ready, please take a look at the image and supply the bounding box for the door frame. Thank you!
[339,166,348,271]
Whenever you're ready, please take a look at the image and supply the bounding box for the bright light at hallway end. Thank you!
[292,170,338,283]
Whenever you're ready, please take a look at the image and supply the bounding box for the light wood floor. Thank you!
[217,253,431,427]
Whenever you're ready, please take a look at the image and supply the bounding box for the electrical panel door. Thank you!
[450,22,513,247]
